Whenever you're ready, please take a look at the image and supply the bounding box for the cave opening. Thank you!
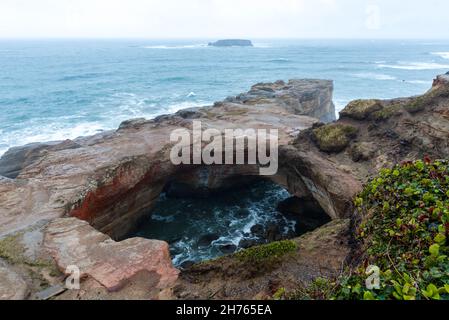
[128,177,331,268]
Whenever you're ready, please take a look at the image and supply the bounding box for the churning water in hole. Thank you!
[131,180,312,267]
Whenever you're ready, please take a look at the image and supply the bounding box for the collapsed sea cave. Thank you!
[128,178,331,268]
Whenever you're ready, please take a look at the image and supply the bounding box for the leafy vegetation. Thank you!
[332,159,449,300]
[312,124,358,153]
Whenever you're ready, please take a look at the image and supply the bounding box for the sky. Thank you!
[0,0,448,39]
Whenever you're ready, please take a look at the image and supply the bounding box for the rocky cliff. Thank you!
[0,73,448,300]
[0,79,335,299]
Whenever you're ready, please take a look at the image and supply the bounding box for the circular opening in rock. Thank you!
[128,179,330,268]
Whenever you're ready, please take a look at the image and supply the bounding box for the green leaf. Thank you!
[392,292,402,300]
[422,284,441,300]
[363,291,376,300]
[429,244,440,257]
[434,234,446,245]
[444,284,449,294]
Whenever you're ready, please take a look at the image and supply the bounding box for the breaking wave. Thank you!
[378,62,449,70]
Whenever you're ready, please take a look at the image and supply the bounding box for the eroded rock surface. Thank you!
[0,79,335,299]
[0,79,332,240]
[0,261,29,300]
[1,74,448,300]
[44,218,179,292]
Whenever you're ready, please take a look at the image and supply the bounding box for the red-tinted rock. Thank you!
[43,218,179,292]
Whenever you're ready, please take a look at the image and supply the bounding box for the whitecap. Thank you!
[187,92,196,98]
[378,62,449,70]
[353,72,397,81]
[268,58,290,63]
[0,121,106,158]
[405,80,430,85]
[431,52,449,60]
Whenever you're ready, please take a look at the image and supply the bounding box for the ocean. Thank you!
[2,39,449,265]
[1,39,449,157]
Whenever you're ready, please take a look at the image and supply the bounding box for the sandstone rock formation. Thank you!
[225,79,336,122]
[1,73,448,300]
[0,79,335,299]
[44,218,179,292]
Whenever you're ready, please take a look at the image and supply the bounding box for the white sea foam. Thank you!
[0,93,212,158]
[405,80,430,85]
[353,72,397,81]
[378,62,449,70]
[268,58,291,63]
[334,99,350,116]
[431,52,449,60]
[0,121,105,157]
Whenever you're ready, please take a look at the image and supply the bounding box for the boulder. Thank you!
[218,244,237,254]
[198,234,220,247]
[43,218,179,292]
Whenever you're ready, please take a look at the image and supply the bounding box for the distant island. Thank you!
[208,39,253,47]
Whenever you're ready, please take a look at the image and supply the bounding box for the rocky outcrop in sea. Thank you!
[208,39,253,47]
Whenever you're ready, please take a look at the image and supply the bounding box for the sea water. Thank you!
[132,180,296,267]
[1,39,449,156]
[2,39,449,264]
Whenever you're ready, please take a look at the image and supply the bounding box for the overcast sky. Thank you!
[0,0,448,39]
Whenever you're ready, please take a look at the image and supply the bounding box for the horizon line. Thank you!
[1,37,449,41]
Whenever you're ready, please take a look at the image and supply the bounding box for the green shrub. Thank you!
[333,159,449,300]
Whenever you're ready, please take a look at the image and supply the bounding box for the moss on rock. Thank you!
[312,123,358,153]
[404,85,449,114]
[0,233,27,265]
[340,99,383,120]
[371,104,403,121]
[235,240,297,266]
